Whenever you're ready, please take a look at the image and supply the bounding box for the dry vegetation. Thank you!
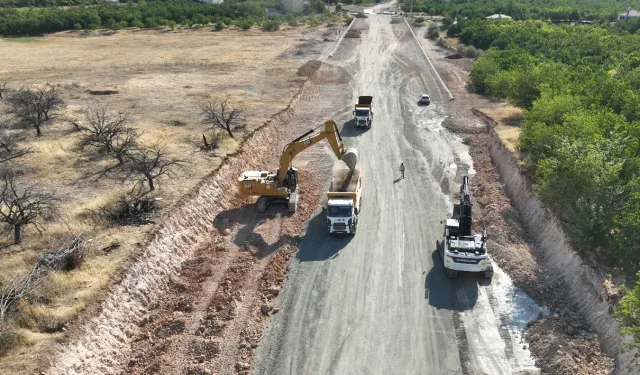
[476,106,523,154]
[0,25,330,373]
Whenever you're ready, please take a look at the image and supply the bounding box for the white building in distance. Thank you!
[618,9,640,20]
[486,13,512,20]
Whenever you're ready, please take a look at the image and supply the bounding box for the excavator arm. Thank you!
[277,120,347,184]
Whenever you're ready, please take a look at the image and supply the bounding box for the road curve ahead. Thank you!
[253,13,541,375]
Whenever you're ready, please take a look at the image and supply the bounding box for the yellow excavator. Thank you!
[238,120,358,213]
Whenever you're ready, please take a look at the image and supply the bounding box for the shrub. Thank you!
[435,37,449,48]
[426,23,439,39]
[262,19,281,31]
[236,19,253,30]
[287,18,298,27]
[457,45,482,58]
[214,22,226,31]
[414,17,425,24]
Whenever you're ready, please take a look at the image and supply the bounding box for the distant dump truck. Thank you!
[353,96,373,128]
[326,168,362,235]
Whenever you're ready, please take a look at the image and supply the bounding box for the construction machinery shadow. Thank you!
[339,119,369,138]
[424,250,483,311]
[296,211,354,262]
[212,204,298,260]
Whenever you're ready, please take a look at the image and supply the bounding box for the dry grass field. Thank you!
[477,106,523,154]
[0,24,338,373]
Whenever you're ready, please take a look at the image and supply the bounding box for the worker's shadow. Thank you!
[296,211,354,262]
[212,204,298,259]
[424,249,480,311]
[339,119,369,137]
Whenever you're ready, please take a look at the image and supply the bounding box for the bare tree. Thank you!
[0,236,86,330]
[0,129,31,164]
[0,82,8,100]
[0,263,43,331]
[81,105,138,165]
[110,128,138,165]
[7,87,64,137]
[125,145,183,192]
[199,97,244,138]
[0,173,56,244]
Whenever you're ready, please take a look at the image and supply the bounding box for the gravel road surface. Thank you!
[252,13,543,375]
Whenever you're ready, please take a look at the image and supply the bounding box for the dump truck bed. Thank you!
[331,168,361,192]
[358,96,373,106]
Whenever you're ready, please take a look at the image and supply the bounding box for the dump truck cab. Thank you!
[353,96,373,128]
[326,168,362,235]
[327,198,358,234]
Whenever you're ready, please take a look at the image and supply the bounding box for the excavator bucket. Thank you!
[341,147,358,171]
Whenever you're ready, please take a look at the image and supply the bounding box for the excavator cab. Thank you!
[283,168,298,191]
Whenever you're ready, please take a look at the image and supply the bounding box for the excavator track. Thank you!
[288,192,299,213]
[257,197,267,213]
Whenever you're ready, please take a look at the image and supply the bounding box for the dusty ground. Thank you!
[1,12,618,375]
[0,24,344,374]
[415,24,614,374]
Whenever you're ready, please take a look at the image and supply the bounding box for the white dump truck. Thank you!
[326,168,362,235]
[353,96,373,128]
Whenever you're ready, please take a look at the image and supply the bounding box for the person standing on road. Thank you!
[399,162,405,179]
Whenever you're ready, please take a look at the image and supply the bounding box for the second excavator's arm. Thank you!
[277,120,348,184]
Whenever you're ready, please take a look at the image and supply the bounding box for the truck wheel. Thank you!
[446,269,458,279]
[485,264,494,278]
[350,225,357,235]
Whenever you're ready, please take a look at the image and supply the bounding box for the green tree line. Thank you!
[457,19,640,265]
[0,0,330,35]
[454,18,640,355]
[402,0,630,22]
[0,0,104,7]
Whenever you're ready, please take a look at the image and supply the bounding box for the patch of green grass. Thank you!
[2,37,43,43]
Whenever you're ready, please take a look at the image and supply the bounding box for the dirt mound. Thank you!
[331,168,360,192]
[344,29,362,38]
[297,60,322,77]
[526,314,613,375]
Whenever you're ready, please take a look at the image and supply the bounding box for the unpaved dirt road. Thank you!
[252,14,543,375]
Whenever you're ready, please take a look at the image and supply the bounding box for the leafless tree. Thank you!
[110,129,138,165]
[0,173,56,244]
[7,87,64,137]
[125,145,183,192]
[80,105,138,165]
[0,263,43,331]
[0,236,86,330]
[199,97,244,138]
[0,82,8,100]
[0,129,31,164]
